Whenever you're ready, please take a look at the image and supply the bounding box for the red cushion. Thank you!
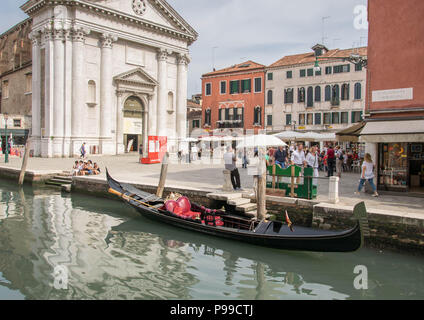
[176,197,191,214]
[165,200,178,213]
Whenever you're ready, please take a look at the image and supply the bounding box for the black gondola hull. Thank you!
[107,171,364,253]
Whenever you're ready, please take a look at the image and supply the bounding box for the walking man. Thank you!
[224,146,242,191]
[291,143,307,183]
[80,143,87,159]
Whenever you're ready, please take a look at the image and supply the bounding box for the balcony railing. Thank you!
[217,120,244,129]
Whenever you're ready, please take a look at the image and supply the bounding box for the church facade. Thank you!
[20,0,197,157]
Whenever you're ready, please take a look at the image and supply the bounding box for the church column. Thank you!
[148,89,157,137]
[116,91,124,154]
[176,53,189,139]
[156,48,168,137]
[52,27,65,157]
[71,27,89,155]
[63,29,73,157]
[42,26,55,158]
[100,33,117,154]
[29,31,41,156]
[143,95,151,158]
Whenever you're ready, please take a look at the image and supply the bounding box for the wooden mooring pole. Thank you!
[256,148,267,221]
[156,152,169,198]
[18,140,30,186]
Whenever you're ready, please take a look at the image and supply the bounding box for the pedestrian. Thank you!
[80,143,87,159]
[224,146,242,191]
[355,153,379,197]
[335,146,344,178]
[326,145,335,177]
[291,143,307,183]
[242,148,249,169]
[274,145,288,168]
[139,144,143,156]
[306,145,320,185]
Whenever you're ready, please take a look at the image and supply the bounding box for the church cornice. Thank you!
[20,0,198,45]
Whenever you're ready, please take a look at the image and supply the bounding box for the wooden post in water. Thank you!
[18,140,30,186]
[156,152,169,198]
[256,149,267,221]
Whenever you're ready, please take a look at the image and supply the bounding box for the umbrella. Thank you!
[199,136,222,142]
[236,135,287,149]
[273,131,307,141]
[183,137,198,142]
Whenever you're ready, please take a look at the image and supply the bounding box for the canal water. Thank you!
[0,180,423,300]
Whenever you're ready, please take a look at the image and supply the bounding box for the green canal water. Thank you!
[0,180,423,300]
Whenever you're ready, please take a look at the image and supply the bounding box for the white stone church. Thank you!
[21,0,197,157]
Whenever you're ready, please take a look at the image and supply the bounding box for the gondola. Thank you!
[106,170,368,253]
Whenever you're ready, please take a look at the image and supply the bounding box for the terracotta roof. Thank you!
[187,99,201,108]
[202,60,265,77]
[268,47,367,68]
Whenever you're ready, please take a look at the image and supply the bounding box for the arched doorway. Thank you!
[123,96,145,153]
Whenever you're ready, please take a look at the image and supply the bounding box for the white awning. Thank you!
[360,120,424,143]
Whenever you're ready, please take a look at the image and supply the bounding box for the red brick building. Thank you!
[362,0,424,193]
[201,61,265,135]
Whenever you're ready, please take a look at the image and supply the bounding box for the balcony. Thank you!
[217,120,243,129]
[331,98,340,106]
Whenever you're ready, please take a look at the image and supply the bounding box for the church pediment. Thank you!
[114,68,158,87]
[83,0,197,40]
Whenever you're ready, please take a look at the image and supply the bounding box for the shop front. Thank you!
[361,120,424,194]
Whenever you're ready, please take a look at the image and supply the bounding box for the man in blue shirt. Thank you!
[274,146,287,168]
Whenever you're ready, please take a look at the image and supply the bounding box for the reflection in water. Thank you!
[0,181,423,300]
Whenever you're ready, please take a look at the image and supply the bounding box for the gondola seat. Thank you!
[165,199,201,220]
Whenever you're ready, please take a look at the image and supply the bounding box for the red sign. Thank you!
[141,136,168,164]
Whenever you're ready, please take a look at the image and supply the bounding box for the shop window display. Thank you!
[378,143,408,189]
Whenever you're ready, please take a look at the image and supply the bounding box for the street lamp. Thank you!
[4,113,8,163]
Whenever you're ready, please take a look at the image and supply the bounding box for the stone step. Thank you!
[227,197,251,206]
[242,192,255,200]
[207,192,243,201]
[235,202,258,213]
[45,181,65,187]
[51,178,72,184]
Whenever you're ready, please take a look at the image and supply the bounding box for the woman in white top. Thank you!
[355,153,379,197]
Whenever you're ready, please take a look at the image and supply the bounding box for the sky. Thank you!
[2,0,368,96]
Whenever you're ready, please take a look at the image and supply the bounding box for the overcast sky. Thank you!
[2,0,368,96]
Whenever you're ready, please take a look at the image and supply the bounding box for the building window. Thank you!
[254,106,262,125]
[88,80,96,104]
[286,71,292,79]
[331,85,340,105]
[241,79,251,93]
[315,68,322,76]
[13,119,21,127]
[332,112,340,124]
[354,82,362,100]
[220,81,227,94]
[324,112,331,125]
[341,112,349,124]
[205,83,212,96]
[300,69,306,78]
[298,87,305,103]
[307,68,314,77]
[314,113,322,125]
[267,90,273,105]
[325,85,331,101]
[267,73,273,81]
[204,109,211,126]
[25,74,32,93]
[2,80,9,99]
[254,77,262,93]
[230,80,239,94]
[286,114,292,125]
[334,64,350,74]
[307,113,313,125]
[355,64,363,71]
[341,83,350,101]
[192,120,200,128]
[314,86,321,102]
[351,111,363,123]
[325,66,332,75]
[284,88,294,104]
[299,113,305,125]
[307,86,314,107]
[267,114,273,126]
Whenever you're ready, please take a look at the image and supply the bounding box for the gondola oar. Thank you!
[108,188,159,209]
